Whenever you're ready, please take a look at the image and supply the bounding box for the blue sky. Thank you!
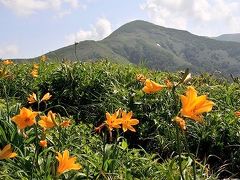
[1,0,240,59]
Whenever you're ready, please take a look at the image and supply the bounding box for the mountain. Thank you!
[36,20,240,75]
[214,33,240,43]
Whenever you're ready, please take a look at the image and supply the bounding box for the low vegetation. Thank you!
[0,57,240,179]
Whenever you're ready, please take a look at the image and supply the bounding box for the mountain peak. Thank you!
[214,33,240,43]
[45,20,240,75]
[107,20,158,37]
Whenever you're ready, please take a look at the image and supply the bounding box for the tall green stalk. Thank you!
[176,125,185,180]
[171,85,185,180]
[3,84,10,120]
[183,133,196,180]
[30,101,40,179]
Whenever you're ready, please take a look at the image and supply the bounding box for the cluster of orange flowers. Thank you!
[2,65,215,176]
[1,141,81,175]
[30,55,48,78]
[137,74,214,130]
[106,110,139,132]
[0,60,18,160]
[96,110,139,133]
[12,92,71,146]
[27,92,52,104]
[6,91,78,175]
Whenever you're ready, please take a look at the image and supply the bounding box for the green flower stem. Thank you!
[171,85,185,180]
[30,124,40,179]
[3,84,10,120]
[176,125,185,180]
[183,133,197,180]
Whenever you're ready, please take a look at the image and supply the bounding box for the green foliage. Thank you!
[0,60,240,179]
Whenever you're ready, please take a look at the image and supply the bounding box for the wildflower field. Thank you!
[0,58,240,179]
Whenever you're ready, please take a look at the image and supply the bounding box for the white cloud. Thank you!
[65,18,112,45]
[0,0,48,15]
[140,0,240,36]
[64,0,81,8]
[0,0,86,16]
[0,44,19,59]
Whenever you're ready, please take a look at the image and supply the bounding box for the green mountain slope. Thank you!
[214,33,240,43]
[44,20,240,75]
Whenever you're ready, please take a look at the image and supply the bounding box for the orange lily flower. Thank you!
[40,55,47,62]
[39,140,47,148]
[235,111,240,117]
[11,107,38,129]
[121,111,139,132]
[105,111,122,131]
[142,79,164,94]
[33,64,39,69]
[180,86,214,123]
[41,92,52,102]
[2,59,14,65]
[31,69,38,78]
[60,120,71,127]
[56,150,81,175]
[0,144,17,160]
[174,116,186,130]
[38,111,57,129]
[27,92,37,104]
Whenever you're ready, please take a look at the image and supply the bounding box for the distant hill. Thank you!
[22,20,240,75]
[214,33,240,43]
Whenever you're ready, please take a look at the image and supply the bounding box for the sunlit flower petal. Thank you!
[41,92,52,102]
[0,144,17,160]
[27,92,37,104]
[56,150,81,175]
[120,111,139,132]
[38,110,56,129]
[11,107,38,129]
[105,111,122,131]
[180,86,214,123]
[142,79,164,94]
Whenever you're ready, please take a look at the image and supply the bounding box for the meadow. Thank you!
[0,57,240,179]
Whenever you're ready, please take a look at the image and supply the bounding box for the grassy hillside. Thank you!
[0,59,240,179]
[214,33,240,43]
[44,20,240,75]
